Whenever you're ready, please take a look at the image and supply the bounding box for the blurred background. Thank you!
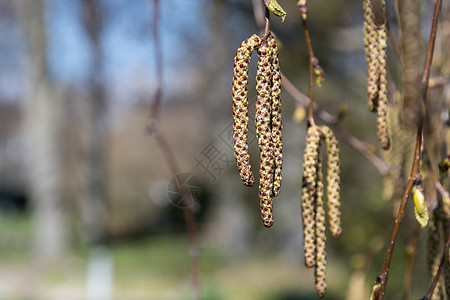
[0,0,447,299]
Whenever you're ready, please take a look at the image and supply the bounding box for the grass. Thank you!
[0,215,352,299]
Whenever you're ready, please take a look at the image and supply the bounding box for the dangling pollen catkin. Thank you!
[232,34,262,186]
[302,125,321,268]
[256,38,275,228]
[376,17,390,150]
[363,0,390,150]
[268,34,283,197]
[363,0,379,112]
[320,125,342,238]
[314,152,327,297]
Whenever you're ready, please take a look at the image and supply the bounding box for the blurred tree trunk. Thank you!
[15,0,67,260]
[78,0,108,244]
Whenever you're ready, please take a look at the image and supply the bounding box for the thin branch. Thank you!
[334,126,389,175]
[402,225,421,300]
[421,233,450,300]
[302,18,316,127]
[252,0,265,29]
[387,29,405,72]
[374,0,442,297]
[149,1,201,299]
[262,7,271,41]
[151,0,162,122]
[374,126,423,299]
[421,0,442,89]
[281,73,389,175]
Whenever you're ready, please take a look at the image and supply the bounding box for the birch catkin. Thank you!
[314,152,327,297]
[256,39,275,228]
[232,33,283,227]
[320,125,342,238]
[376,22,390,150]
[232,34,262,186]
[363,0,390,150]
[363,0,379,111]
[301,125,342,297]
[302,125,321,268]
[269,34,283,197]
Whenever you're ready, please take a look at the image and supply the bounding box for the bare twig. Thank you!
[374,127,423,299]
[252,0,265,29]
[374,0,442,297]
[262,7,271,41]
[402,225,421,300]
[387,29,405,72]
[151,0,162,123]
[302,19,316,127]
[421,0,442,90]
[421,233,450,300]
[149,1,201,299]
[281,73,389,175]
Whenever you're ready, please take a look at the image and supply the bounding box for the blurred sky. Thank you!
[1,0,207,102]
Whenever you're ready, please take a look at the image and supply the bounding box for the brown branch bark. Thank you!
[149,1,201,299]
[421,233,450,300]
[302,19,316,127]
[402,225,421,300]
[374,127,422,299]
[374,0,442,297]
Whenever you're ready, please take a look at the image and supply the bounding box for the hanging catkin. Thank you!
[302,125,321,267]
[232,34,262,187]
[363,0,390,150]
[314,152,327,297]
[320,125,342,238]
[256,38,275,228]
[301,124,342,297]
[269,34,283,197]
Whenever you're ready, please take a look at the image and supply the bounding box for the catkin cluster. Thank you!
[232,33,283,228]
[363,0,390,150]
[301,125,341,297]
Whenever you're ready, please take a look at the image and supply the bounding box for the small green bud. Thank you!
[412,185,429,228]
[265,0,286,22]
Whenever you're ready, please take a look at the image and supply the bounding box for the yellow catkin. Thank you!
[302,125,321,268]
[256,39,275,228]
[376,21,390,150]
[364,0,391,151]
[363,0,379,111]
[268,34,283,197]
[315,152,327,297]
[232,34,262,186]
[320,125,342,238]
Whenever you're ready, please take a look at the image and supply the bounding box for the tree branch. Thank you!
[374,0,442,297]
[149,1,201,299]
[421,233,450,300]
